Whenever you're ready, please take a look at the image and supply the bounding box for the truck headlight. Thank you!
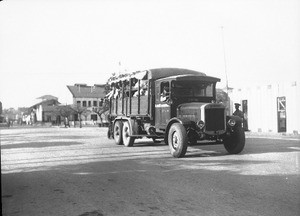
[197,120,205,129]
[228,119,236,127]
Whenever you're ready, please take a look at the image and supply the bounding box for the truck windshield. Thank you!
[173,81,214,97]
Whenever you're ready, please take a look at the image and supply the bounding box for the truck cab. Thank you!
[107,68,245,158]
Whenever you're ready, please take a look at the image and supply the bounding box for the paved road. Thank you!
[1,127,300,216]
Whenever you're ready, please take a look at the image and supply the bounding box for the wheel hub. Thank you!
[172,132,179,149]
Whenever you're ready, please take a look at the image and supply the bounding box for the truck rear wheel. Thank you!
[122,121,135,147]
[224,126,245,154]
[113,120,123,145]
[168,123,188,158]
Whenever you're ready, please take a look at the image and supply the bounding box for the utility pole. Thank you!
[221,26,230,115]
[221,26,229,94]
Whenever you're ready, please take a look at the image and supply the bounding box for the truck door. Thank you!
[155,81,171,129]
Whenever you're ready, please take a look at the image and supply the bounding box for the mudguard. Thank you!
[165,117,196,135]
[226,115,243,127]
[113,117,139,135]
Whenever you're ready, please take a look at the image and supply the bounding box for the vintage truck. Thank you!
[106,68,245,158]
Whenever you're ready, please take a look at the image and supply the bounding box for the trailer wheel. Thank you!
[224,126,245,154]
[168,123,188,158]
[122,121,135,147]
[113,120,123,145]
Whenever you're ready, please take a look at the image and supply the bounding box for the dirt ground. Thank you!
[1,127,300,216]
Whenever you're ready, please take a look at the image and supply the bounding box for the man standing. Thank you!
[233,103,244,119]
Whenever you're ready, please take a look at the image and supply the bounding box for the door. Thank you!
[277,97,287,132]
[155,81,171,129]
[242,100,248,131]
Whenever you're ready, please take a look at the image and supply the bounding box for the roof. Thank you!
[148,68,206,80]
[36,95,58,101]
[108,68,208,84]
[158,74,221,83]
[67,84,106,99]
[30,99,60,108]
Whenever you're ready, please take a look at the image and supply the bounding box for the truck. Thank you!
[106,68,245,158]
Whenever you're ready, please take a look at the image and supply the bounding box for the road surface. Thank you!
[1,127,300,216]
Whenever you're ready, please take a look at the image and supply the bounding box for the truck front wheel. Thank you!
[224,126,245,154]
[168,123,188,158]
[113,121,123,145]
[122,121,135,147]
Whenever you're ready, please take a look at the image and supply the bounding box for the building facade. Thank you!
[67,83,106,124]
[228,81,300,134]
[30,95,61,124]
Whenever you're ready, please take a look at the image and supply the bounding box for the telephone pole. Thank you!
[221,26,229,94]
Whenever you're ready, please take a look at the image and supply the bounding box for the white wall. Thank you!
[229,81,300,134]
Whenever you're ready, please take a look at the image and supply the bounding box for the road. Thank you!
[1,127,300,216]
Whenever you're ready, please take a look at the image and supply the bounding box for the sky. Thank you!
[0,0,299,109]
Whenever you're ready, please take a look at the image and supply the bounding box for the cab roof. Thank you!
[147,68,206,80]
[157,74,221,83]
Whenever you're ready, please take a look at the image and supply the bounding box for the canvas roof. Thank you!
[108,68,208,84]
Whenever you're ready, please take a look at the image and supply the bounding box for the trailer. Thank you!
[107,68,245,158]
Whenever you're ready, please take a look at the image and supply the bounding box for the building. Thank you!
[30,95,61,124]
[228,81,300,134]
[67,83,106,123]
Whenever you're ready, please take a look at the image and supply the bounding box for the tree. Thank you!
[216,88,230,115]
[92,99,110,125]
[2,108,17,126]
[70,104,89,128]
[55,105,74,127]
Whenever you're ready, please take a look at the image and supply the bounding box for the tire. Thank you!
[122,121,135,147]
[113,120,123,145]
[168,123,188,158]
[224,126,245,154]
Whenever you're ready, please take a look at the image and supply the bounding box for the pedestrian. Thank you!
[233,103,244,119]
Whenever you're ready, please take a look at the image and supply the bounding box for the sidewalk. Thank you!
[245,131,300,140]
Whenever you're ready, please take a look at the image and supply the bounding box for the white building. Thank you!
[228,81,300,134]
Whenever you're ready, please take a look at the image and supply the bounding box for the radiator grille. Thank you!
[205,108,225,131]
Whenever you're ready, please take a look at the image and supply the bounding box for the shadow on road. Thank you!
[1,141,83,149]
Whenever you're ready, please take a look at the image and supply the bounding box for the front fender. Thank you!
[226,115,243,128]
[165,117,196,138]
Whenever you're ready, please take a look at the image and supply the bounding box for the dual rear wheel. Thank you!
[113,121,189,157]
[113,120,135,147]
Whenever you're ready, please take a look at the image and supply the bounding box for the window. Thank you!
[91,114,97,121]
[99,99,103,107]
[88,101,91,107]
[93,101,97,107]
[82,101,87,107]
[173,81,213,97]
[46,115,51,122]
[77,101,81,106]
[160,82,170,102]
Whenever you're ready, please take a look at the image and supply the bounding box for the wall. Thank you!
[229,81,300,134]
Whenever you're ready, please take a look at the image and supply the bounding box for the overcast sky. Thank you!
[0,0,299,109]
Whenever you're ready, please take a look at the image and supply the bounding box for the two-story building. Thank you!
[67,83,106,124]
